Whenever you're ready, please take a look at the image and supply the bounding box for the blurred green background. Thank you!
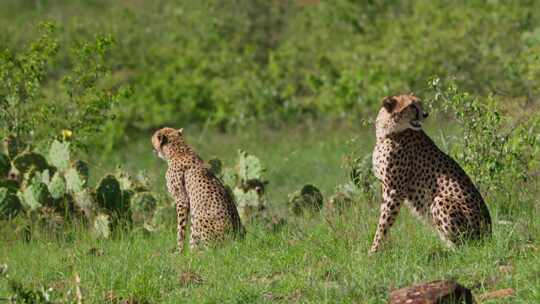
[2,0,539,152]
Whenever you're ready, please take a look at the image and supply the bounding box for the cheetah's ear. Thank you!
[177,128,184,135]
[382,96,397,112]
[157,133,168,147]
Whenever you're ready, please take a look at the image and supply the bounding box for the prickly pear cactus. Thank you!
[116,168,146,192]
[12,152,50,175]
[19,181,53,210]
[0,187,22,219]
[73,189,95,218]
[48,172,66,199]
[65,167,86,193]
[208,158,223,176]
[96,175,126,215]
[0,179,18,193]
[327,183,357,213]
[0,153,9,178]
[289,184,324,216]
[40,169,51,185]
[93,213,111,239]
[130,192,157,223]
[233,188,265,223]
[221,167,237,189]
[117,170,134,191]
[238,150,264,183]
[48,140,71,171]
[72,160,89,181]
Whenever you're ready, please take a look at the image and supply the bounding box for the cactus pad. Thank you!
[131,191,157,223]
[289,184,324,216]
[72,160,89,181]
[0,179,19,194]
[0,187,22,219]
[48,140,71,171]
[233,187,265,222]
[238,150,264,182]
[65,167,86,193]
[19,181,53,210]
[48,172,66,199]
[93,213,111,239]
[12,152,50,175]
[96,174,126,214]
[208,158,223,176]
[74,189,95,218]
[221,167,237,189]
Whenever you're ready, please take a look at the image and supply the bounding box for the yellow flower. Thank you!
[61,129,73,140]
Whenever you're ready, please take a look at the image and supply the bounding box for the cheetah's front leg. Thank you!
[369,186,403,254]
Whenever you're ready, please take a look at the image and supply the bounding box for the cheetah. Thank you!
[152,127,244,253]
[369,94,491,254]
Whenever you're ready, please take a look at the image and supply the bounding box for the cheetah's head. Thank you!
[151,127,185,161]
[375,94,429,138]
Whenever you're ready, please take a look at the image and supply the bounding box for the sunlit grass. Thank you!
[1,125,539,303]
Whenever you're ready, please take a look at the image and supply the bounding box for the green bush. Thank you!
[0,21,128,149]
[1,1,539,147]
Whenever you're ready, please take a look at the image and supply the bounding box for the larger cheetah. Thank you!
[370,94,491,254]
[152,127,244,253]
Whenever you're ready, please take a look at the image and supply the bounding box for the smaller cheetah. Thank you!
[152,127,244,253]
[370,94,491,254]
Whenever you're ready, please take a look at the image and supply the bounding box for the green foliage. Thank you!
[288,184,324,216]
[429,78,540,207]
[0,187,22,219]
[348,153,378,204]
[0,21,128,148]
[2,1,538,143]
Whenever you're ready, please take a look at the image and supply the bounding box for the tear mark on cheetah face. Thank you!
[151,127,184,161]
[375,94,429,138]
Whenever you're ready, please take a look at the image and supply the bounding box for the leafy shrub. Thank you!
[2,1,539,146]
[425,78,540,217]
[0,22,128,148]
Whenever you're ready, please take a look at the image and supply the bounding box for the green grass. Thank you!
[1,125,539,303]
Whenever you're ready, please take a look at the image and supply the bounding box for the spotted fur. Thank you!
[370,94,491,254]
[152,127,244,253]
